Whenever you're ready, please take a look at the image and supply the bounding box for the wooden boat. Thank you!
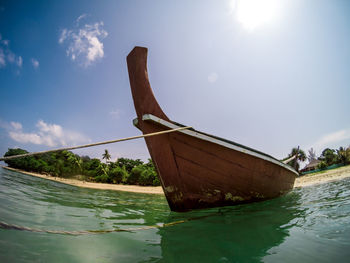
[127,47,297,212]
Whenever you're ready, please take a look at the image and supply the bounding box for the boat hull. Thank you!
[127,47,296,212]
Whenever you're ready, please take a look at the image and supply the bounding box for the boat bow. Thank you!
[127,46,297,212]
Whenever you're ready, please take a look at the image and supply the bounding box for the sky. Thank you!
[0,0,349,165]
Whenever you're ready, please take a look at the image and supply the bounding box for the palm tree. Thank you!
[320,148,337,166]
[336,146,347,165]
[66,151,82,173]
[287,147,306,171]
[102,149,111,164]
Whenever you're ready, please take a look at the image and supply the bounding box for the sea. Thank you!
[0,167,350,262]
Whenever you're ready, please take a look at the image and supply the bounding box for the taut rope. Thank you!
[0,126,191,161]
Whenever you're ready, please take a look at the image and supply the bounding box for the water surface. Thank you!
[0,167,349,262]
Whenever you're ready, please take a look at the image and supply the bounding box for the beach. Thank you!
[294,165,350,188]
[2,164,350,194]
[0,166,164,194]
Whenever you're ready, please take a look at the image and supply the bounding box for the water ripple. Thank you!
[1,167,350,262]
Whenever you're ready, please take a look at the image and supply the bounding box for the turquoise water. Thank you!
[0,167,350,262]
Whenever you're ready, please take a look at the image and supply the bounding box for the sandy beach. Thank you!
[2,164,350,194]
[1,166,164,194]
[294,165,350,188]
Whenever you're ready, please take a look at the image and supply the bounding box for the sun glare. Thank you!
[233,0,282,30]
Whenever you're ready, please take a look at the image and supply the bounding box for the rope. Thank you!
[0,126,191,161]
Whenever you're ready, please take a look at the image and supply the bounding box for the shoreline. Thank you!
[294,165,350,188]
[1,165,350,194]
[0,166,164,195]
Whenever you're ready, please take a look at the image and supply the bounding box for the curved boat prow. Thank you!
[127,47,169,128]
[127,47,188,211]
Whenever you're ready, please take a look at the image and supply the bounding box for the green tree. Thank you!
[82,158,102,178]
[319,148,337,166]
[139,167,160,186]
[37,159,50,174]
[144,159,156,169]
[108,166,128,184]
[95,163,110,183]
[66,152,83,173]
[4,148,29,168]
[116,158,143,173]
[317,161,328,170]
[286,147,306,171]
[3,148,161,186]
[102,149,111,164]
[126,166,143,184]
[336,147,347,165]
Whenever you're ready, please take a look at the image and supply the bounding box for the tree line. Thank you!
[314,147,350,170]
[284,146,350,171]
[3,148,160,186]
[3,145,349,182]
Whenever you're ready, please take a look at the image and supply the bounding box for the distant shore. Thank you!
[1,164,350,194]
[0,166,164,195]
[294,165,350,188]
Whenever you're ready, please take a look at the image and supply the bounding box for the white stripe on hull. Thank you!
[141,114,299,176]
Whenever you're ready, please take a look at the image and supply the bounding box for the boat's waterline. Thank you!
[2,165,350,196]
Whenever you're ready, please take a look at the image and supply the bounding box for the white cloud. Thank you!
[10,121,22,130]
[0,34,23,70]
[8,120,91,147]
[76,14,88,24]
[9,131,43,145]
[208,72,218,83]
[59,29,68,44]
[0,48,5,67]
[59,15,108,67]
[31,58,39,69]
[17,56,23,67]
[310,129,350,153]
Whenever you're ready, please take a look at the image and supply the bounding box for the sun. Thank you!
[232,0,282,30]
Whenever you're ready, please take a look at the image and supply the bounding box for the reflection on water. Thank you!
[0,167,350,262]
[158,194,302,262]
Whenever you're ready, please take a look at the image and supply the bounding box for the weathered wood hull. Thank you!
[127,47,297,212]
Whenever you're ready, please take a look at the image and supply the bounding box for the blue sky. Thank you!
[1,0,349,164]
